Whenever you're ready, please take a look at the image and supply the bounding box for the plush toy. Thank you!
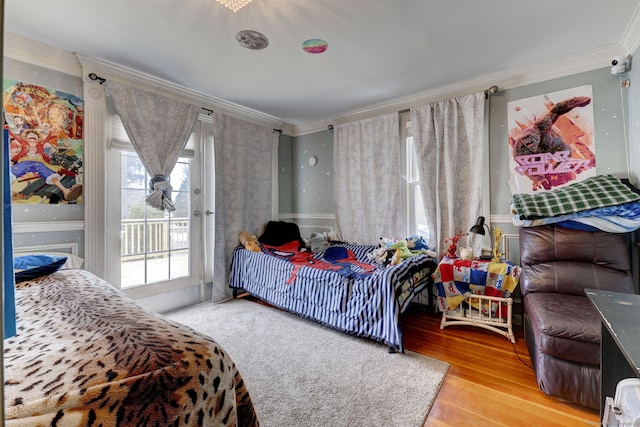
[367,237,394,265]
[309,232,330,253]
[327,230,341,242]
[405,234,438,258]
[379,237,394,249]
[239,231,261,252]
[406,234,429,251]
[367,245,389,265]
[389,240,413,264]
[459,246,473,260]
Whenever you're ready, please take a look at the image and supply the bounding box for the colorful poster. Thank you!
[3,80,83,204]
[507,85,595,194]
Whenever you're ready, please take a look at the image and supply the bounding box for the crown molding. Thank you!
[620,2,640,55]
[290,43,628,136]
[5,32,286,129]
[7,28,638,138]
[76,53,285,129]
[4,33,81,76]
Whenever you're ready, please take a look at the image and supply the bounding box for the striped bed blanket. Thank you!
[512,174,640,220]
[229,243,437,352]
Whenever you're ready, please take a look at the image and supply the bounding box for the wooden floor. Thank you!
[401,304,600,427]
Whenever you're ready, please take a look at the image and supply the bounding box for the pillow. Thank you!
[14,251,84,269]
[258,221,305,248]
[14,254,67,283]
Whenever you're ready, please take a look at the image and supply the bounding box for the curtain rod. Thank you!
[88,73,106,85]
[484,85,499,99]
[89,73,214,115]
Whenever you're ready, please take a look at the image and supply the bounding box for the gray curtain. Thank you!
[333,112,402,245]
[212,111,277,302]
[106,81,199,212]
[410,93,485,256]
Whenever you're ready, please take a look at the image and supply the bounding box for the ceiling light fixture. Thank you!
[216,0,253,13]
[302,39,328,54]
[236,30,269,50]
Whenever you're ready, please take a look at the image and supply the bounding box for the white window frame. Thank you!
[400,111,428,239]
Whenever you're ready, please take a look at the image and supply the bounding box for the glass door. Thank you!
[119,153,199,289]
[106,119,204,299]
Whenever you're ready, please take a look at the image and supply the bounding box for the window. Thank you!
[120,152,191,288]
[400,112,429,239]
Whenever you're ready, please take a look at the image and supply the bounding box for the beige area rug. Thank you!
[166,299,449,427]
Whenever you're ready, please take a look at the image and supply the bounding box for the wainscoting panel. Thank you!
[278,213,336,237]
[13,221,85,258]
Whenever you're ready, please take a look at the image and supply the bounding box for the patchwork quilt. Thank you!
[433,256,521,313]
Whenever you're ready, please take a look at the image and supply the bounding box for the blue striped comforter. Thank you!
[229,244,436,352]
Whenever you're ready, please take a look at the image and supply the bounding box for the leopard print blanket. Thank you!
[4,269,259,427]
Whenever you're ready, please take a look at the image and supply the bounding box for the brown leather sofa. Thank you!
[519,224,634,409]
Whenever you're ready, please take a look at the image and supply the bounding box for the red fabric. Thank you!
[260,240,301,256]
[335,249,376,272]
[260,241,341,284]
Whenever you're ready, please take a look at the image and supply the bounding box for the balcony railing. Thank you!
[121,218,189,258]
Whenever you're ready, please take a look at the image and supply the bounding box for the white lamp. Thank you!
[469,216,492,260]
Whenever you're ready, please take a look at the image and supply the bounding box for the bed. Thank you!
[4,257,258,427]
[229,237,437,353]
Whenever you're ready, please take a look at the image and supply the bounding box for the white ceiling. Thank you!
[6,0,640,134]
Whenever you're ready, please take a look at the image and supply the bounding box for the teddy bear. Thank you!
[239,231,261,252]
[459,246,473,260]
[309,232,330,253]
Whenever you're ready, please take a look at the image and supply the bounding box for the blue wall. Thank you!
[279,130,335,235]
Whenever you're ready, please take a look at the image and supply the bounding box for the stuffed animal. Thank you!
[379,237,394,249]
[309,232,330,253]
[367,245,389,265]
[367,237,395,265]
[327,230,341,242]
[239,231,261,252]
[389,240,413,264]
[459,246,473,260]
[406,234,429,251]
[405,234,438,258]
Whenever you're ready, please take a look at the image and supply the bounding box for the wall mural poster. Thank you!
[507,85,596,195]
[3,80,83,204]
